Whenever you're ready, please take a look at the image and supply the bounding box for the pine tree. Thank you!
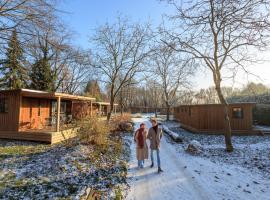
[30,57,55,92]
[84,80,103,101]
[0,29,27,89]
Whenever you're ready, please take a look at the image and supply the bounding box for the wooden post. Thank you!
[17,95,22,131]
[114,105,116,114]
[99,104,101,116]
[90,101,93,117]
[56,97,61,132]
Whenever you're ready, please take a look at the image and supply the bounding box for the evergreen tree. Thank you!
[0,29,27,89]
[84,80,103,101]
[30,57,55,92]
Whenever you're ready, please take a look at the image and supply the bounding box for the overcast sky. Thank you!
[59,0,270,90]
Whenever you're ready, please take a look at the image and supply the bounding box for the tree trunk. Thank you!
[120,89,124,116]
[155,107,158,118]
[214,73,234,152]
[107,95,115,121]
[166,103,170,121]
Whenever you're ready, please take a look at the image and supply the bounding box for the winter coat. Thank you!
[147,126,163,150]
[134,129,149,160]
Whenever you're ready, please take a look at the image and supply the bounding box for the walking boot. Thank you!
[158,167,163,173]
[150,162,154,168]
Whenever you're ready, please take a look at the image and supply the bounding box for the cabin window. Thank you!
[0,98,8,113]
[232,107,243,119]
[51,100,67,114]
[61,102,67,113]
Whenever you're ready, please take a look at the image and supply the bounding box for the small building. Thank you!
[92,102,118,116]
[174,103,260,135]
[0,89,95,143]
[129,107,167,114]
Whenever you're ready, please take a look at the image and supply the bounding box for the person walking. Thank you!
[134,123,148,168]
[147,118,163,173]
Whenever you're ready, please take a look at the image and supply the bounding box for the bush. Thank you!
[78,116,111,149]
[110,113,133,132]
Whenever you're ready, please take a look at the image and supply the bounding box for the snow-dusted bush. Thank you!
[110,113,133,132]
[78,116,110,149]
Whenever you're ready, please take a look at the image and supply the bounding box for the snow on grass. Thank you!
[165,124,270,179]
[0,138,130,199]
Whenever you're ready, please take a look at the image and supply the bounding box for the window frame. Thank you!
[0,98,8,113]
[232,107,244,119]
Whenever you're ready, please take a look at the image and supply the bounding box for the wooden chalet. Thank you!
[174,103,261,135]
[0,89,95,143]
[92,102,118,116]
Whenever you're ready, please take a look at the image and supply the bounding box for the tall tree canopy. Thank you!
[31,56,55,91]
[162,0,270,152]
[0,29,27,89]
[91,16,152,120]
[84,80,103,101]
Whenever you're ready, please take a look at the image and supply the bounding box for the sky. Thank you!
[59,0,270,90]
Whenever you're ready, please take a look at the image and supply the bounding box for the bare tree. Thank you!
[91,16,152,121]
[59,49,92,94]
[0,0,57,50]
[152,44,194,120]
[147,79,163,117]
[162,0,270,151]
[26,17,74,91]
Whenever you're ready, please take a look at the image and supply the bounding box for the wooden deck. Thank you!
[0,127,79,144]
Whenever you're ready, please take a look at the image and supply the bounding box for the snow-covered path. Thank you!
[126,117,270,200]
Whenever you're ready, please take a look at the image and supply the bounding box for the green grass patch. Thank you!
[0,144,50,157]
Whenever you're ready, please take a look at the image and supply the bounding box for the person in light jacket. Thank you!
[147,118,163,173]
[134,123,149,168]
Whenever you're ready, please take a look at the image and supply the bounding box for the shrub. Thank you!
[78,116,111,149]
[110,113,133,132]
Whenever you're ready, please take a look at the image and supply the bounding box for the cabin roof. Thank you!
[0,89,96,101]
[93,102,118,106]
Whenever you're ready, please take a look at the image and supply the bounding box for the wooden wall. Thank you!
[174,104,254,132]
[19,97,51,130]
[51,128,79,144]
[0,90,20,131]
[0,131,52,143]
[92,104,100,115]
[72,102,92,119]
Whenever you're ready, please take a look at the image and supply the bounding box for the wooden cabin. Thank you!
[174,103,260,135]
[92,102,118,116]
[128,107,168,114]
[0,89,95,143]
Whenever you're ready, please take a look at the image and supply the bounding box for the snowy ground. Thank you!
[0,137,129,199]
[163,121,270,179]
[126,116,270,200]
